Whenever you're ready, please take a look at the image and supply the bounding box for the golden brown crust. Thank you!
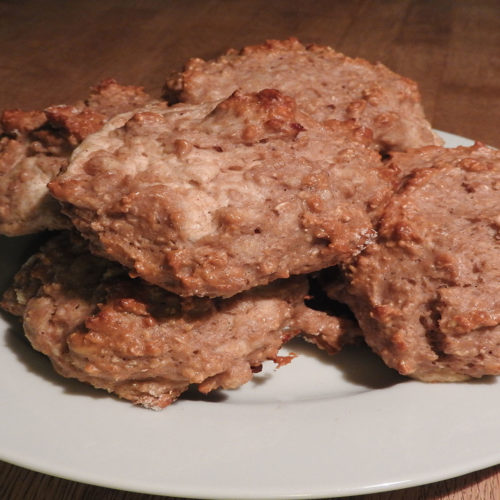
[50,90,392,297]
[1,232,330,409]
[0,79,155,236]
[0,110,73,235]
[165,37,442,152]
[329,144,500,381]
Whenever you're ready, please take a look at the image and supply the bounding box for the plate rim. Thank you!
[1,130,499,500]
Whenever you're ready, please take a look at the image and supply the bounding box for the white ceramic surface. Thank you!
[1,131,498,500]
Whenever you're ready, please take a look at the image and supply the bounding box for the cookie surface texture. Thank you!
[0,79,153,235]
[50,89,390,297]
[166,38,442,152]
[1,232,309,409]
[333,144,500,381]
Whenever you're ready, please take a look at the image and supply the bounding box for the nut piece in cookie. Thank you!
[0,79,154,236]
[165,37,442,152]
[327,144,500,381]
[50,89,392,297]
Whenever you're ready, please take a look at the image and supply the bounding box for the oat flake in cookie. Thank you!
[165,38,442,153]
[1,232,351,409]
[328,144,500,382]
[50,89,391,298]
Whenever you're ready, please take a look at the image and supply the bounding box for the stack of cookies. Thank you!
[1,39,498,409]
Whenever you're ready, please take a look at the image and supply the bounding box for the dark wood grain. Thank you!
[1,0,499,147]
[1,461,500,500]
[1,1,499,499]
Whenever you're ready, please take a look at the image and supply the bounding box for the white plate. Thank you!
[1,131,498,499]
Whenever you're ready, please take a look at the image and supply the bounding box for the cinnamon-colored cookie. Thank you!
[0,79,154,235]
[50,89,391,297]
[165,38,442,153]
[327,144,500,381]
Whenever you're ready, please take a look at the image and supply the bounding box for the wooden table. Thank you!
[0,1,499,499]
